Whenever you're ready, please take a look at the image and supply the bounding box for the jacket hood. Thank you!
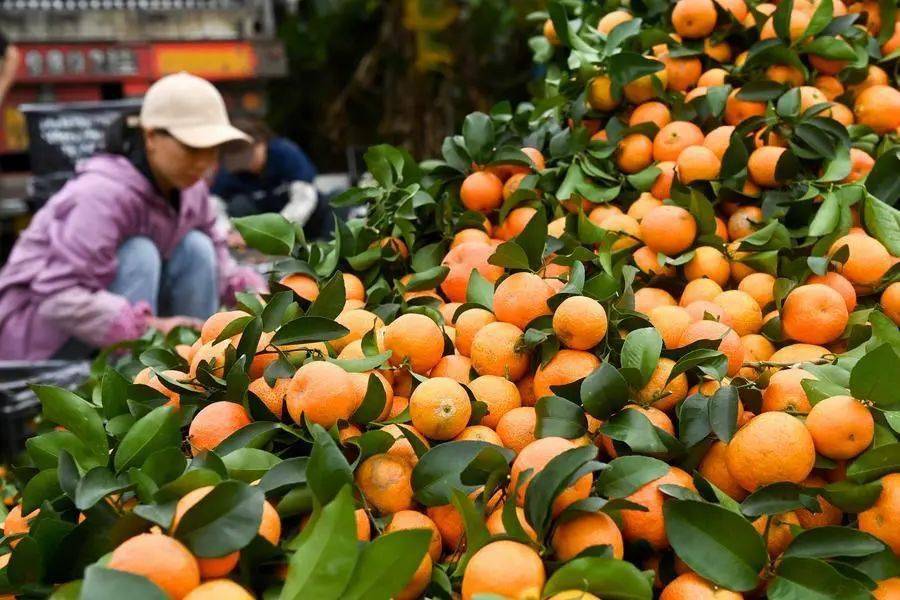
[76,154,158,199]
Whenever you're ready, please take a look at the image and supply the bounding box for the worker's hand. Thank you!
[148,315,204,333]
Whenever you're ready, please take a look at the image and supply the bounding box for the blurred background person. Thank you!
[0,72,265,360]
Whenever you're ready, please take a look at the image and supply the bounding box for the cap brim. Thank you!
[167,123,252,149]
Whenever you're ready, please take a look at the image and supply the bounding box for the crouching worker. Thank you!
[0,72,265,360]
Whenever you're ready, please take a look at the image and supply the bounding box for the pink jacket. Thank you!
[0,154,262,359]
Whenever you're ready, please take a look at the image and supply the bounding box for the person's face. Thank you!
[144,129,220,191]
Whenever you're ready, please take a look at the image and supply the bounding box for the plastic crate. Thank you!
[0,361,92,460]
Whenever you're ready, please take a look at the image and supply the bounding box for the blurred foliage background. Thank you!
[268,0,545,172]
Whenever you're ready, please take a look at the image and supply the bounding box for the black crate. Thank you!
[0,361,92,460]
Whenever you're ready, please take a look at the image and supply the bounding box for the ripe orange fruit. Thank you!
[441,242,503,302]
[429,354,472,384]
[620,467,695,549]
[760,10,811,41]
[285,361,355,428]
[409,377,472,441]
[781,284,849,345]
[382,424,429,467]
[761,368,815,413]
[679,320,744,376]
[108,533,200,600]
[460,171,504,213]
[493,272,554,330]
[882,282,900,325]
[753,511,800,557]
[461,541,545,600]
[699,440,748,501]
[333,309,384,353]
[454,308,497,357]
[805,395,874,460]
[597,10,634,35]
[684,247,731,286]
[452,228,491,248]
[766,64,805,87]
[551,511,624,561]
[829,234,892,289]
[649,305,692,349]
[396,554,432,600]
[650,161,676,199]
[616,134,654,174]
[384,313,445,374]
[680,278,724,306]
[470,321,530,381]
[661,53,703,92]
[702,125,735,161]
[634,246,676,277]
[624,60,668,104]
[713,290,763,336]
[640,205,697,256]
[496,406,537,453]
[660,572,743,600]
[635,287,677,315]
[248,377,287,419]
[600,213,643,250]
[355,453,415,514]
[533,349,601,400]
[726,205,763,241]
[184,580,253,600]
[188,401,252,456]
[633,357,689,412]
[510,437,593,514]
[280,273,319,302]
[588,75,619,112]
[842,147,875,183]
[552,296,608,350]
[469,375,521,429]
[628,193,664,221]
[724,88,766,125]
[454,425,503,444]
[385,510,443,562]
[795,475,842,529]
[543,18,559,44]
[748,146,787,188]
[859,473,900,555]
[486,504,538,541]
[806,272,857,312]
[653,121,705,162]
[2,505,38,547]
[630,101,672,128]
[672,0,718,38]
[725,412,816,491]
[874,578,900,600]
[200,310,250,345]
[854,85,900,134]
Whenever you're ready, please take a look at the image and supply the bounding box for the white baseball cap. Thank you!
[139,72,251,148]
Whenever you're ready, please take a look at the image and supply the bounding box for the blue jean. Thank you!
[111,230,219,318]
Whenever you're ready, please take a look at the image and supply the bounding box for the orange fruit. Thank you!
[108,533,200,600]
[634,246,677,278]
[510,437,593,515]
[766,64,805,87]
[684,247,731,286]
[640,205,697,256]
[882,282,900,325]
[795,475,842,529]
[616,133,654,174]
[649,305,692,349]
[200,310,250,345]
[426,503,465,552]
[842,148,875,183]
[854,85,900,134]
[737,272,775,310]
[660,572,743,600]
[396,554,432,600]
[588,205,623,226]
[533,349,601,400]
[551,511,624,561]
[761,368,815,413]
[355,453,415,514]
[654,121,705,162]
[725,412,816,491]
[748,146,787,188]
[184,580,253,600]
[409,377,472,440]
[382,423,429,467]
[454,425,503,444]
[461,541,545,600]
[469,375,522,429]
[486,504,537,541]
[650,161,677,199]
[543,18,559,44]
[452,228,491,248]
[633,357,689,412]
[188,401,251,456]
[713,290,763,336]
[760,10,810,41]
[552,296,608,350]
[386,510,443,562]
[680,278,724,306]
[829,234,892,289]
[248,377,288,419]
[699,440,747,501]
[874,578,900,600]
[635,287,678,315]
[454,308,497,357]
[2,504,38,548]
[661,53,703,92]
[497,406,538,454]
[724,88,766,125]
[588,75,619,112]
[805,395,874,459]
[781,284,849,345]
[624,60,668,103]
[620,467,695,549]
[384,313,445,374]
[753,511,801,557]
[493,272,553,330]
[806,272,857,312]
[628,193,664,221]
[679,319,744,376]
[441,242,505,304]
[702,125,735,161]
[280,273,319,302]
[600,213,643,251]
[333,309,384,353]
[285,361,355,428]
[630,101,672,128]
[461,171,504,212]
[698,68,728,87]
[597,10,634,35]
[672,0,718,38]
[470,321,530,381]
[860,473,900,555]
[727,206,763,241]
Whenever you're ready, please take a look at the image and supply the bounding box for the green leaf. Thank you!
[27,431,98,471]
[768,557,872,600]
[306,273,347,320]
[863,194,900,256]
[514,209,548,271]
[22,469,62,514]
[258,457,308,495]
[403,266,450,293]
[866,149,900,206]
[351,374,388,425]
[784,526,886,559]
[341,529,432,600]
[450,489,491,568]
[620,328,663,388]
[668,349,728,383]
[114,406,180,473]
[850,343,900,409]
[462,112,494,165]
[32,385,108,463]
[280,485,359,600]
[822,479,883,513]
[535,396,588,439]
[542,557,653,600]
[100,367,130,419]
[271,316,350,345]
[708,386,740,443]
[173,480,265,558]
[412,441,498,506]
[466,269,495,310]
[608,51,665,88]
[599,409,668,454]
[307,424,354,505]
[581,362,629,419]
[80,565,168,600]
[524,445,598,537]
[233,213,296,256]
[740,482,816,517]
[596,456,669,499]
[664,499,768,591]
[488,241,532,271]
[74,467,130,511]
[223,448,282,482]
[214,421,281,456]
[846,443,900,483]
